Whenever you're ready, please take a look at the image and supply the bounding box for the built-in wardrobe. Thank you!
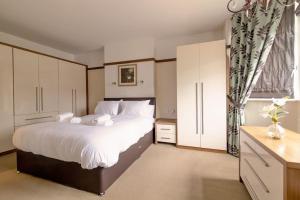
[0,43,87,153]
[176,40,227,151]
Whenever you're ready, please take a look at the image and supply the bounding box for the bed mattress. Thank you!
[13,115,154,169]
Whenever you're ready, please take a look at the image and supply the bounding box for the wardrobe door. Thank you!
[59,61,75,114]
[73,64,87,116]
[199,40,226,150]
[177,44,201,147]
[14,49,39,115]
[0,44,14,152]
[39,55,59,113]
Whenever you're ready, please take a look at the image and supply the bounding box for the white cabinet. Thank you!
[176,40,226,150]
[59,61,86,116]
[155,119,177,144]
[0,44,14,152]
[14,49,59,126]
[240,128,284,200]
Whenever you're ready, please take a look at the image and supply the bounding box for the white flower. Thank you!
[272,98,287,106]
[262,104,275,112]
[261,113,269,118]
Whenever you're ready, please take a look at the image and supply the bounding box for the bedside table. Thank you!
[155,118,177,144]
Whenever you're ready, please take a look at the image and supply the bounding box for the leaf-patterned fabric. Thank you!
[227,0,286,156]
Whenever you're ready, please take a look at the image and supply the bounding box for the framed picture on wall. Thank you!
[118,64,137,86]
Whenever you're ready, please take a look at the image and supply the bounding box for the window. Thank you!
[250,4,297,99]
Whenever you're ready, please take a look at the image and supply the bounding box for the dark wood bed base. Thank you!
[16,97,156,195]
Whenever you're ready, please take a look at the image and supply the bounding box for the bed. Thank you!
[14,97,155,195]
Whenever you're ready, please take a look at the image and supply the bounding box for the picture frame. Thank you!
[118,64,137,86]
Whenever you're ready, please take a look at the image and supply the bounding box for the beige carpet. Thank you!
[0,144,251,200]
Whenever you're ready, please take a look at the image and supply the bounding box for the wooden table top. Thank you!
[241,126,300,169]
[155,118,177,125]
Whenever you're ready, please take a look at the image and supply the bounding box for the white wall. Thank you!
[0,32,75,61]
[74,48,104,68]
[104,38,155,63]
[155,30,224,60]
[245,100,300,132]
[105,61,155,98]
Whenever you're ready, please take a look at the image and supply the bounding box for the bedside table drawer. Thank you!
[157,133,176,143]
[157,124,176,134]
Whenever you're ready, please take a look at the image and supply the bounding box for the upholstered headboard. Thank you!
[104,97,156,117]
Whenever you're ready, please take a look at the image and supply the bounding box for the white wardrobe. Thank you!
[177,40,227,151]
[59,60,87,116]
[0,43,87,153]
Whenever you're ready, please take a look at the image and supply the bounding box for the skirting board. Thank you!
[0,149,16,157]
[176,145,226,154]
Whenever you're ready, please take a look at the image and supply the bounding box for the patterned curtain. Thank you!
[227,0,286,156]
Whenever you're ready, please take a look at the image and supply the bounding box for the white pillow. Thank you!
[141,105,155,118]
[119,100,150,116]
[94,101,120,115]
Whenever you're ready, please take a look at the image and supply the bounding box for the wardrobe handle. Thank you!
[41,87,44,112]
[201,82,204,135]
[71,89,73,113]
[195,82,199,134]
[35,87,38,112]
[75,89,77,116]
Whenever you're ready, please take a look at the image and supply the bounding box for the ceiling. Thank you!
[0,0,231,54]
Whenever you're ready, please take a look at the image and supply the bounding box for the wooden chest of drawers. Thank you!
[240,126,300,200]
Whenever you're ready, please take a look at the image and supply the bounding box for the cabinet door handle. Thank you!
[71,89,74,113]
[161,137,171,140]
[25,116,52,121]
[244,158,270,193]
[41,87,44,112]
[243,141,270,167]
[160,128,171,131]
[75,89,77,116]
[35,87,39,112]
[201,82,204,135]
[195,82,199,134]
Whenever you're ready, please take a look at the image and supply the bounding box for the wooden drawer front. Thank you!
[157,124,176,134]
[240,131,283,200]
[157,133,176,143]
[15,112,58,127]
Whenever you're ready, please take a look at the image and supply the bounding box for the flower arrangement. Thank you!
[261,97,289,139]
[261,97,289,123]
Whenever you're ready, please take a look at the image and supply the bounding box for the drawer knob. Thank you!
[160,128,171,131]
[161,137,171,139]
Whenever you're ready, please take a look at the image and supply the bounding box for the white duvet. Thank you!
[13,115,154,169]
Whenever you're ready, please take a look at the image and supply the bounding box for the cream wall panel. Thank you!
[14,49,39,115]
[0,44,14,152]
[105,61,155,98]
[88,69,105,114]
[38,55,59,113]
[155,61,177,119]
[245,100,299,132]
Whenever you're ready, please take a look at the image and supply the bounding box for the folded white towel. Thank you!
[70,117,82,124]
[56,113,74,122]
[94,114,111,124]
[104,120,114,126]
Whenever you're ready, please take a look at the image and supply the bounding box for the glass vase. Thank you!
[267,122,285,139]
